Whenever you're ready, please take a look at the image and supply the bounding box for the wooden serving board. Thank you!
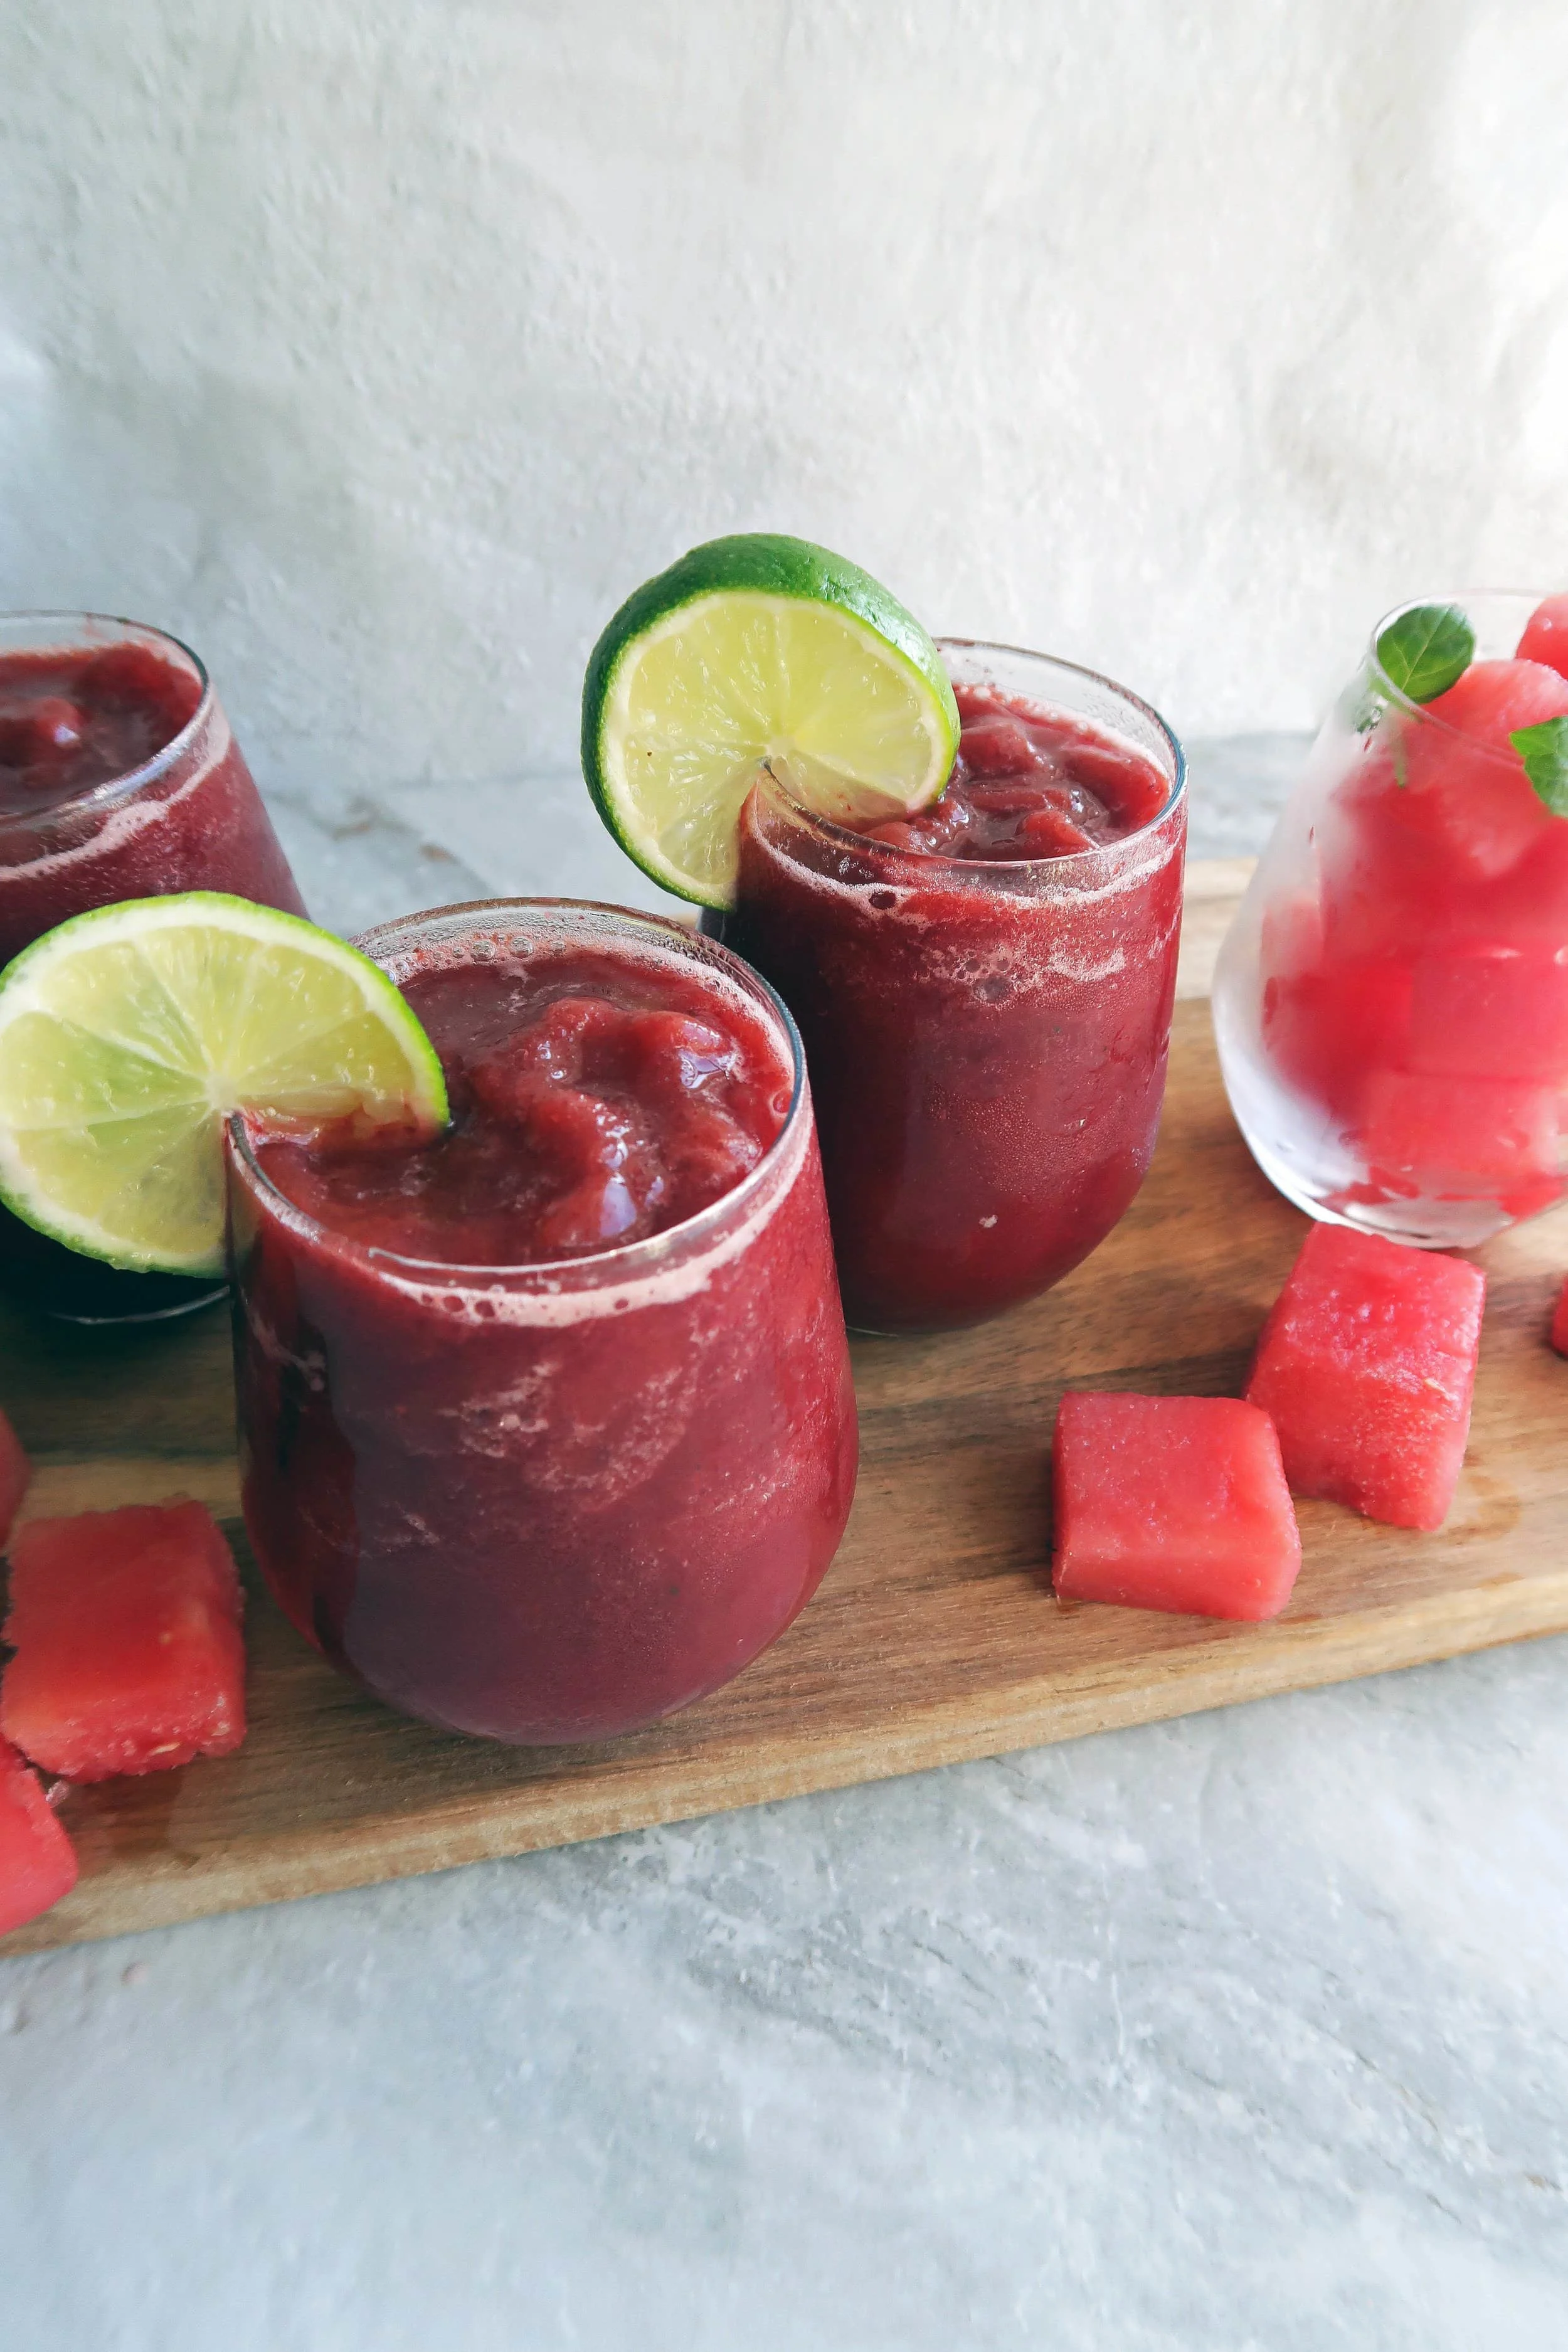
[3,863,1565,1954]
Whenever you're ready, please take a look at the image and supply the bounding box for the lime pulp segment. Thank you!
[0,894,447,1275]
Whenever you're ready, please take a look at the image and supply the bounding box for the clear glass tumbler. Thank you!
[711,640,1187,1333]
[1213,591,1568,1246]
[0,611,306,1321]
[228,899,859,1745]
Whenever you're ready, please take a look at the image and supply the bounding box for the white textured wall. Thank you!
[3,0,1566,812]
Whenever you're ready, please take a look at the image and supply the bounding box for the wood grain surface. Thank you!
[3,862,1565,1954]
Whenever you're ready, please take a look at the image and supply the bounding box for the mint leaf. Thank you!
[1512,716,1568,817]
[1375,604,1475,703]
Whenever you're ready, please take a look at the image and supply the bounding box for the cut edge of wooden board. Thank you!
[8,1560,1563,1956]
[16,1456,242,1524]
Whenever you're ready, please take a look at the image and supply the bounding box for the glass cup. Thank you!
[0,611,307,1322]
[1212,592,1568,1246]
[227,899,859,1745]
[709,640,1187,1333]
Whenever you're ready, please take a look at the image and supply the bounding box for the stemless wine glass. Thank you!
[0,612,307,1321]
[712,640,1187,1333]
[227,899,858,1745]
[1213,591,1568,1246]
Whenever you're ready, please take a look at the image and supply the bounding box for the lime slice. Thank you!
[582,533,961,906]
[0,893,448,1276]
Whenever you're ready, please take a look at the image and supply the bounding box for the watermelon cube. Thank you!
[1318,754,1468,961]
[0,1406,28,1547]
[1405,660,1568,877]
[1407,943,1568,1084]
[1552,1277,1568,1357]
[1357,1068,1560,1217]
[0,1735,77,1936]
[1246,1223,1485,1530]
[1052,1392,1301,1621]
[1259,890,1325,982]
[1263,955,1412,1122]
[0,1500,246,1782]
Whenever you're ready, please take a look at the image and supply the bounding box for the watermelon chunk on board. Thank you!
[1052,1392,1301,1621]
[0,1735,77,1936]
[0,1407,28,1548]
[0,1501,246,1783]
[1246,1224,1485,1532]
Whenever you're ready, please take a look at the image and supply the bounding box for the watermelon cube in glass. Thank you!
[1262,956,1412,1125]
[1357,1069,1560,1221]
[1406,943,1568,1084]
[1247,1223,1485,1531]
[0,1406,28,1547]
[0,1500,246,1782]
[1051,1392,1301,1621]
[0,1735,77,1936]
[1397,658,1568,880]
[1517,593,1568,680]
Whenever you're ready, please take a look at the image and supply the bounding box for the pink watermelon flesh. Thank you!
[1552,1278,1568,1358]
[0,1500,246,1783]
[1517,595,1568,681]
[0,1735,77,1936]
[1263,956,1412,1123]
[0,1407,28,1549]
[1052,1392,1301,1621]
[1356,1069,1561,1218]
[1420,654,1568,751]
[1319,663,1568,963]
[1406,943,1568,1083]
[1246,1223,1485,1531]
[1391,661,1568,883]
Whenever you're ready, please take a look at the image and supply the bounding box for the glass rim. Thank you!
[755,636,1185,876]
[0,609,214,835]
[1364,591,1557,765]
[225,895,810,1288]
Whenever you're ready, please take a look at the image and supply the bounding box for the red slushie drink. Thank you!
[714,642,1186,1332]
[229,901,857,1744]
[0,613,306,1320]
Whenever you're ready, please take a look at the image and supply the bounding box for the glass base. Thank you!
[0,1200,228,1325]
[1212,1011,1541,1249]
[41,1281,229,1328]
[1227,1091,1520,1252]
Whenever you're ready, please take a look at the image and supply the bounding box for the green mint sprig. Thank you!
[1512,716,1568,817]
[1374,604,1475,703]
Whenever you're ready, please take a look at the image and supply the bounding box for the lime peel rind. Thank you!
[582,534,960,908]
